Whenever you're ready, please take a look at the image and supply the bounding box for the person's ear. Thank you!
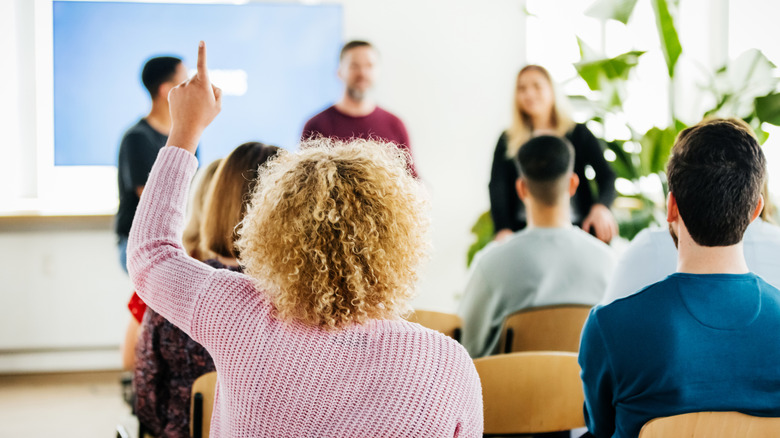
[158,82,174,101]
[516,178,528,201]
[667,192,679,223]
[569,173,579,196]
[751,195,765,222]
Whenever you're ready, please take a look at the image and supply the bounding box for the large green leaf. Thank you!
[586,0,639,24]
[616,202,657,241]
[639,126,678,176]
[756,93,780,126]
[466,211,495,267]
[569,94,610,120]
[705,50,779,119]
[651,0,682,77]
[605,140,640,181]
[575,50,645,91]
[576,37,601,61]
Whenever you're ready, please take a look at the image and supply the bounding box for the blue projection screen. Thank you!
[53,1,342,166]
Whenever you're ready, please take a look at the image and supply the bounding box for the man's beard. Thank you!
[346,86,368,101]
[668,223,679,249]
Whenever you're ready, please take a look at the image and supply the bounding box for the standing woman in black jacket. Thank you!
[489,65,617,243]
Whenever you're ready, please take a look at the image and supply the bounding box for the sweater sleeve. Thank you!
[575,124,617,207]
[579,308,617,438]
[488,133,520,232]
[127,146,253,345]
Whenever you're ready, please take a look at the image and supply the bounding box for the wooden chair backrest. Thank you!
[639,411,780,438]
[498,304,592,353]
[406,310,463,342]
[473,351,585,435]
[190,371,217,438]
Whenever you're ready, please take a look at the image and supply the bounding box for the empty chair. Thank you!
[498,304,592,354]
[474,351,584,436]
[639,411,780,438]
[406,310,463,342]
[190,371,217,438]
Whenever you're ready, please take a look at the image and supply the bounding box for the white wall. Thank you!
[339,0,526,311]
[0,219,130,373]
[0,0,525,372]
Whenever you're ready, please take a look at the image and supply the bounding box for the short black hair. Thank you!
[340,40,374,61]
[667,118,766,246]
[141,56,182,98]
[516,135,575,205]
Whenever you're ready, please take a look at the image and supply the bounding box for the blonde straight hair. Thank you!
[506,65,576,158]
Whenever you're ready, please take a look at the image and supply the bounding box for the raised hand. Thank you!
[166,41,223,154]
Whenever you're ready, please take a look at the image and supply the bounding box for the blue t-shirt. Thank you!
[579,272,780,438]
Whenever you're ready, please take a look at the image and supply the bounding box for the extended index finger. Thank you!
[197,41,209,81]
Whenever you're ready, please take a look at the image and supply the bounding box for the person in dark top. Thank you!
[116,56,188,272]
[134,142,280,438]
[302,40,417,178]
[489,65,616,243]
[579,118,780,438]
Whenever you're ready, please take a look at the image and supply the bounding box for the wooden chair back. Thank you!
[498,304,592,353]
[639,411,780,438]
[190,371,217,438]
[474,351,585,435]
[406,310,463,342]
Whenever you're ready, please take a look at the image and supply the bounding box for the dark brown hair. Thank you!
[516,135,575,206]
[201,142,281,259]
[339,40,374,61]
[141,56,182,98]
[667,118,766,246]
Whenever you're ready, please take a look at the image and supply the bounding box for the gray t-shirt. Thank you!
[458,226,615,357]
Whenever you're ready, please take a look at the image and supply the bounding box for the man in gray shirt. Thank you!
[459,135,615,358]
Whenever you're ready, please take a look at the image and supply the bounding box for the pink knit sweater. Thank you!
[128,147,483,437]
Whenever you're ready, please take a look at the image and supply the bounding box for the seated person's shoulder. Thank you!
[470,230,532,266]
[389,318,474,362]
[757,275,780,298]
[747,218,780,243]
[598,276,672,315]
[571,227,615,257]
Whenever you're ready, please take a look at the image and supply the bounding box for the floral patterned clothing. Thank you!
[133,258,241,438]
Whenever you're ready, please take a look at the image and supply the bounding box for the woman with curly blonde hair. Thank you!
[128,42,483,437]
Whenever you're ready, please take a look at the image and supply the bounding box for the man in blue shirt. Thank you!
[579,118,780,438]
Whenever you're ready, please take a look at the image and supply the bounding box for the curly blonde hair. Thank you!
[236,138,429,329]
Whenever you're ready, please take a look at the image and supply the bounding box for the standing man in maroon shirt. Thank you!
[302,40,418,177]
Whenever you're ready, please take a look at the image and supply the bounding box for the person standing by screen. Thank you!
[302,40,418,177]
[115,56,188,271]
